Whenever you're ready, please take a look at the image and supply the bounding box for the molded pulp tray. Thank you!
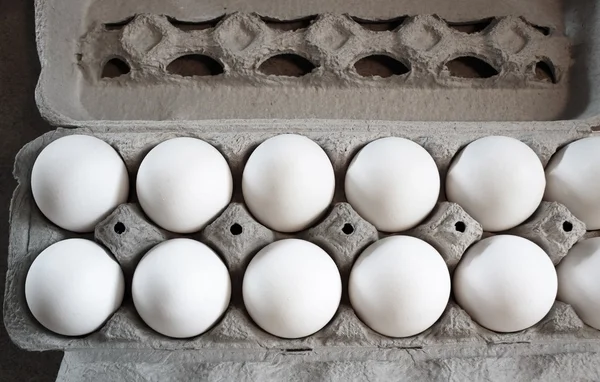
[7,0,600,380]
[5,122,600,380]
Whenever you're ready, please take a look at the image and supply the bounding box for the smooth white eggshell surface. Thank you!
[242,134,335,233]
[243,239,341,338]
[545,137,600,230]
[349,236,450,337]
[557,237,600,330]
[132,238,231,338]
[25,239,125,336]
[445,136,545,232]
[345,137,440,232]
[453,235,557,333]
[136,137,233,233]
[31,135,129,232]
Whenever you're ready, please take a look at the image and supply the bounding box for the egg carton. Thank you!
[3,122,599,359]
[10,0,600,379]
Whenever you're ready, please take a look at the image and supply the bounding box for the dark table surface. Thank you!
[1,0,63,380]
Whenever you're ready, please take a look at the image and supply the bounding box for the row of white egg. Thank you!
[25,234,600,339]
[31,133,600,235]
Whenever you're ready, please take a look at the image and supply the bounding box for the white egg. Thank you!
[136,137,233,233]
[545,137,600,230]
[345,137,440,232]
[446,136,545,232]
[25,239,125,336]
[132,238,231,338]
[242,239,341,338]
[557,237,600,330]
[242,134,335,233]
[31,135,129,233]
[453,235,557,332]
[349,236,450,337]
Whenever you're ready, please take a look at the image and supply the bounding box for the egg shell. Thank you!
[242,134,335,233]
[132,238,231,338]
[31,135,129,233]
[345,137,440,232]
[545,136,600,230]
[242,239,342,338]
[349,235,451,337]
[453,235,557,333]
[25,238,125,336]
[136,137,233,234]
[557,237,600,330]
[446,136,545,232]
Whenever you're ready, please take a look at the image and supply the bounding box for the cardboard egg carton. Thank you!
[7,0,600,379]
[3,123,597,352]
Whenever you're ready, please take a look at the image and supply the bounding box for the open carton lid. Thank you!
[34,0,600,127]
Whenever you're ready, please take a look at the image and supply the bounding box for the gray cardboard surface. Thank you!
[54,347,600,382]
[35,0,586,123]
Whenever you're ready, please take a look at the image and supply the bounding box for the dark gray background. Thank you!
[1,0,63,380]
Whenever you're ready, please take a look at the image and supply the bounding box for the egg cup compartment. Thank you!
[5,120,598,357]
